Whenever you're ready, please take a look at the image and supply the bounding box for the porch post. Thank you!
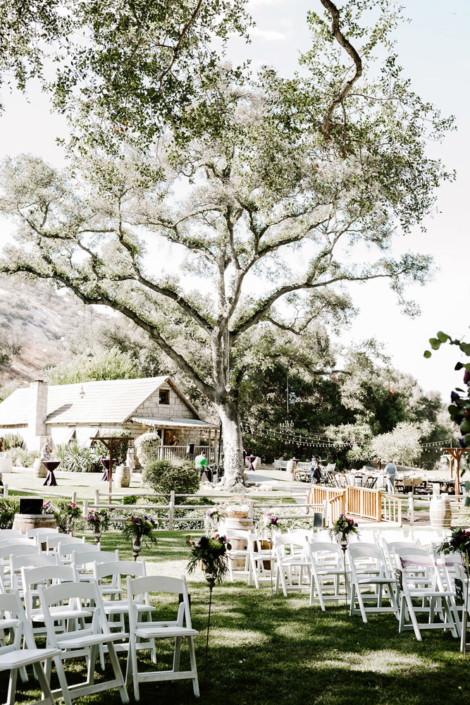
[159,428,164,461]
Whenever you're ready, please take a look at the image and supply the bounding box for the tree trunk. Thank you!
[215,400,244,488]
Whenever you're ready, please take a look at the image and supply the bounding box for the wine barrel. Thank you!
[13,513,57,535]
[430,493,452,528]
[32,459,47,479]
[220,516,253,571]
[115,465,131,488]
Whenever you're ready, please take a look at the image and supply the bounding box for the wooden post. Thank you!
[168,490,175,530]
[3,484,8,497]
[95,489,100,508]
[71,491,77,505]
[109,437,114,497]
[408,493,414,526]
[83,500,88,518]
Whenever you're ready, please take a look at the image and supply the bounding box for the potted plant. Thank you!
[187,535,232,586]
[86,509,110,544]
[123,515,159,560]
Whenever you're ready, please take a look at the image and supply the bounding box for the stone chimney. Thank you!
[28,380,48,450]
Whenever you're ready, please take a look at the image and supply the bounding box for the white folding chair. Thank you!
[310,530,333,543]
[22,564,89,637]
[0,530,23,539]
[10,553,58,593]
[47,534,85,555]
[308,541,348,609]
[72,549,119,581]
[0,544,40,587]
[274,534,311,596]
[27,528,59,542]
[0,591,62,705]
[94,560,156,660]
[382,540,419,575]
[348,543,398,623]
[246,533,274,589]
[126,575,199,701]
[397,552,458,641]
[225,530,251,582]
[56,540,95,565]
[38,580,129,705]
[0,538,36,549]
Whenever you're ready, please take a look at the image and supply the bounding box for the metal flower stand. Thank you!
[204,573,216,678]
[340,538,349,613]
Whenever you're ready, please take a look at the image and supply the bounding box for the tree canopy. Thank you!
[0,0,455,484]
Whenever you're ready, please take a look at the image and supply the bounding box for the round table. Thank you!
[42,460,60,487]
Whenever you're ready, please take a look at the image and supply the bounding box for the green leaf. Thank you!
[429,338,441,350]
[437,331,449,343]
[455,388,465,392]
[465,434,470,446]
[460,343,470,356]
[448,405,459,416]
[423,350,432,359]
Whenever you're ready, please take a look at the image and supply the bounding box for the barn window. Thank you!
[159,389,170,405]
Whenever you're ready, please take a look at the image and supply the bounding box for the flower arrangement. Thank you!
[204,506,225,536]
[56,502,83,534]
[42,501,55,515]
[257,512,281,537]
[329,514,358,545]
[187,535,232,583]
[86,509,110,533]
[122,515,159,544]
[438,528,470,575]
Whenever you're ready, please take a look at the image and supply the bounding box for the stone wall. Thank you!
[135,384,197,420]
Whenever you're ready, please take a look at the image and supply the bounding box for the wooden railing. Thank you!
[381,493,403,526]
[308,486,344,506]
[346,486,382,522]
[328,493,346,525]
[158,445,217,462]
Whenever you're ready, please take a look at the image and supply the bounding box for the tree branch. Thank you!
[319,0,363,139]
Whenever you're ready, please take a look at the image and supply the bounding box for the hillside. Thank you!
[0,276,103,387]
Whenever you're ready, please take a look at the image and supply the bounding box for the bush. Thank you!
[56,442,101,472]
[123,495,137,505]
[135,432,161,467]
[2,433,25,451]
[0,498,20,528]
[9,447,39,467]
[143,459,200,502]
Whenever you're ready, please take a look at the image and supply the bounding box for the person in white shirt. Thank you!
[384,460,397,494]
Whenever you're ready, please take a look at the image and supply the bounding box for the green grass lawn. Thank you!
[3,530,469,704]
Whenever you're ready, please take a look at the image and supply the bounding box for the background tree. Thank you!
[0,1,453,485]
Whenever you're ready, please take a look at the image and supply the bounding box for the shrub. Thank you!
[2,433,25,451]
[135,432,161,467]
[123,495,137,505]
[0,498,20,528]
[56,442,101,472]
[9,447,39,467]
[143,459,199,502]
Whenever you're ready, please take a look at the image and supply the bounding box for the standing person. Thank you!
[310,455,322,484]
[41,438,53,460]
[384,459,397,494]
[195,451,212,481]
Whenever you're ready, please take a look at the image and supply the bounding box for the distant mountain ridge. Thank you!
[0,276,102,387]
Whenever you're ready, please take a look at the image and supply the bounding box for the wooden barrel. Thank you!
[220,516,253,570]
[13,513,57,535]
[115,465,131,488]
[32,459,47,479]
[430,494,452,528]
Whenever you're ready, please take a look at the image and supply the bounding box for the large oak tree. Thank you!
[0,0,454,485]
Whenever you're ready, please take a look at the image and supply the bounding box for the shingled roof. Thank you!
[0,376,199,426]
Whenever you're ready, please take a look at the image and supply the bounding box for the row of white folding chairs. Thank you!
[0,572,199,704]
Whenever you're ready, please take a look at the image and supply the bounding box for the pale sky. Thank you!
[0,0,468,401]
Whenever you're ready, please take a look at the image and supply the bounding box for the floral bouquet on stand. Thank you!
[187,535,232,585]
[257,512,281,539]
[204,507,225,537]
[187,534,232,677]
[56,502,82,535]
[42,501,55,515]
[329,514,358,547]
[438,528,470,576]
[123,515,160,560]
[86,509,110,544]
